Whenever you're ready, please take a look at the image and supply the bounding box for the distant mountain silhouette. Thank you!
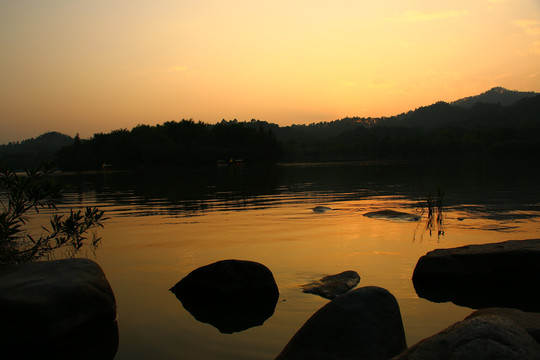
[2,86,539,169]
[268,87,540,134]
[375,90,540,129]
[451,87,538,108]
[0,132,73,169]
[376,102,465,128]
[275,92,540,161]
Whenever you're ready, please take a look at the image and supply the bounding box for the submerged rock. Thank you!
[0,258,118,359]
[302,270,360,299]
[170,259,279,334]
[276,286,407,360]
[364,209,420,222]
[392,315,540,360]
[412,239,540,311]
[312,206,332,213]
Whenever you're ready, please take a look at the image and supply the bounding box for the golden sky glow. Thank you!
[1,0,539,143]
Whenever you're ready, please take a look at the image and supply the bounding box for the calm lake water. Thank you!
[40,160,540,359]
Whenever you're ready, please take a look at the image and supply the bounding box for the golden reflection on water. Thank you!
[73,195,540,360]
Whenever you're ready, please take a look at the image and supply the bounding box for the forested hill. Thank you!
[376,93,540,129]
[279,94,540,161]
[55,120,280,170]
[267,92,540,139]
[266,88,540,136]
[451,86,538,108]
[0,132,73,169]
[2,88,539,169]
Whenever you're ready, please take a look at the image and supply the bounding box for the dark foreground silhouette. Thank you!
[170,259,279,333]
[413,239,540,312]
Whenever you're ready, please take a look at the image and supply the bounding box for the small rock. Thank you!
[276,286,407,360]
[302,270,360,299]
[312,206,332,213]
[364,209,421,222]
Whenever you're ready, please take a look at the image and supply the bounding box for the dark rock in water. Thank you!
[392,315,540,360]
[312,206,332,213]
[302,270,360,299]
[412,239,540,311]
[413,239,540,283]
[276,286,407,360]
[364,209,420,222]
[466,308,540,344]
[0,258,118,359]
[170,259,279,334]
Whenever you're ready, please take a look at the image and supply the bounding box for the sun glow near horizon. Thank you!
[1,0,539,143]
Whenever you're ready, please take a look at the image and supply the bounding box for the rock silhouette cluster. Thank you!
[276,238,540,359]
[2,238,539,359]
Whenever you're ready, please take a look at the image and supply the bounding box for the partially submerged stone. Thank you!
[276,286,407,360]
[312,206,332,213]
[413,239,540,311]
[0,258,118,359]
[302,270,360,299]
[364,209,420,222]
[392,315,540,360]
[170,259,279,334]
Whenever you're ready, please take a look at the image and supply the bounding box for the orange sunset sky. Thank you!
[1,0,539,144]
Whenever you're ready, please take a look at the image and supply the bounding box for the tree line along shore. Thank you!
[1,90,539,170]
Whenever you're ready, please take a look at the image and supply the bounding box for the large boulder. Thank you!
[302,270,360,299]
[170,259,279,334]
[467,308,540,343]
[413,239,540,311]
[392,315,540,360]
[0,258,118,359]
[364,209,421,222]
[275,286,407,360]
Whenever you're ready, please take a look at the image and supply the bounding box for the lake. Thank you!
[40,159,540,359]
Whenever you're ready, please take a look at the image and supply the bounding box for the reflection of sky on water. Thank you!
[25,160,540,360]
[51,161,540,229]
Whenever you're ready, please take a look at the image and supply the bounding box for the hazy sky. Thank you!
[1,0,539,144]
